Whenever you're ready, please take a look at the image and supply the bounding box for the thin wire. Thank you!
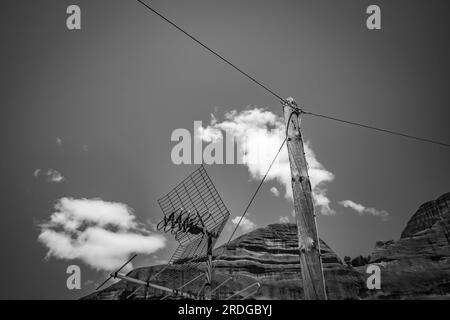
[301,110,450,147]
[136,0,284,101]
[140,139,288,298]
[214,137,287,264]
[136,0,450,149]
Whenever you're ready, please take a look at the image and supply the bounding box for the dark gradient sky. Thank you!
[0,0,449,299]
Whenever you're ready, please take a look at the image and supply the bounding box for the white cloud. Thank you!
[231,216,256,232]
[198,125,222,143]
[279,216,290,223]
[199,107,335,215]
[270,187,280,197]
[339,200,365,214]
[56,137,63,148]
[46,169,65,183]
[33,168,66,183]
[38,198,166,271]
[339,200,389,221]
[33,169,41,178]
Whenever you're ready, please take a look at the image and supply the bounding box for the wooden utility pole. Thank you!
[282,97,327,300]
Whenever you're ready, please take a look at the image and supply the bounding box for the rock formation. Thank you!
[357,192,450,299]
[83,223,365,300]
[83,192,450,300]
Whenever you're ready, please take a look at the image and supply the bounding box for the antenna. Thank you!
[210,277,232,295]
[94,165,259,300]
[117,165,230,300]
[96,253,200,299]
[155,165,230,299]
[225,282,261,300]
[96,254,137,291]
[240,287,261,300]
[160,273,205,300]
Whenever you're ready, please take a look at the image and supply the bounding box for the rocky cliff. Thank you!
[358,192,450,299]
[84,223,366,300]
[211,223,365,299]
[83,192,450,300]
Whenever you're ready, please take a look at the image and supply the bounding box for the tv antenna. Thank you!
[95,165,260,300]
[154,165,230,299]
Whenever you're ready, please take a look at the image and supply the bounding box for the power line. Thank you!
[302,110,450,147]
[135,0,450,148]
[127,1,449,298]
[136,0,284,101]
[136,1,449,148]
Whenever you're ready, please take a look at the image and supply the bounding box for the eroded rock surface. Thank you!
[360,193,450,299]
[84,223,365,300]
[83,193,450,300]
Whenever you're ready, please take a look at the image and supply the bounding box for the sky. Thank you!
[0,0,449,299]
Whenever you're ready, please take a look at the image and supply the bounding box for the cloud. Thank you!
[46,169,65,183]
[199,107,335,215]
[279,216,290,223]
[270,187,280,197]
[56,137,63,148]
[33,169,41,178]
[38,198,166,271]
[340,200,365,213]
[339,200,390,221]
[198,125,222,143]
[33,168,66,183]
[231,216,256,232]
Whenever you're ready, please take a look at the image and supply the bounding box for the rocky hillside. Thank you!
[84,223,366,300]
[357,192,450,299]
[211,223,366,299]
[83,192,450,300]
